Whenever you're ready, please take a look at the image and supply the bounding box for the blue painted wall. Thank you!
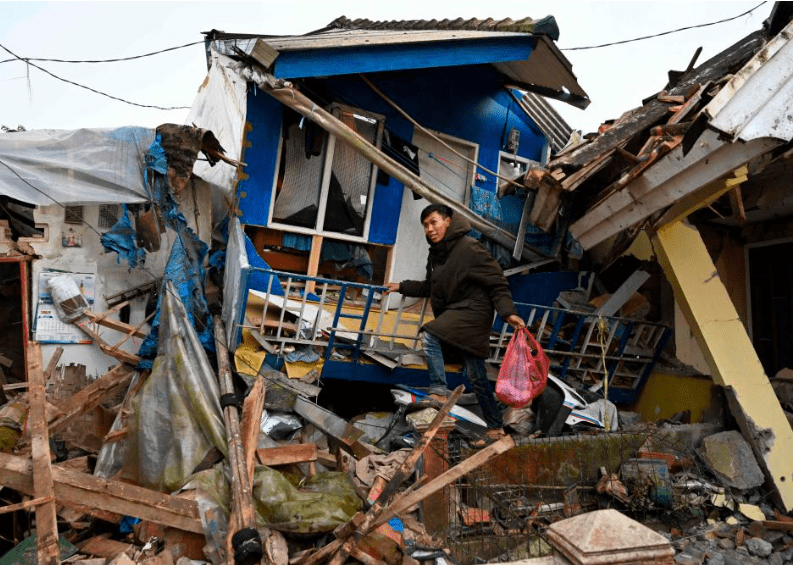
[236,63,548,242]
[271,37,534,79]
[236,89,282,225]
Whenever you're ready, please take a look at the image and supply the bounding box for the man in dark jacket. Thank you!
[386,204,525,438]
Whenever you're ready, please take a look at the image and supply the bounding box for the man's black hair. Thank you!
[420,203,453,223]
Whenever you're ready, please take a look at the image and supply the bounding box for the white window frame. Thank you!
[267,104,385,244]
[413,129,478,207]
[497,151,540,189]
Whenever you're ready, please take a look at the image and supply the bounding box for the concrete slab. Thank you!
[545,508,674,565]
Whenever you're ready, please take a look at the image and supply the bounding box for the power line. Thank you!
[0,41,190,111]
[0,40,204,65]
[562,2,767,51]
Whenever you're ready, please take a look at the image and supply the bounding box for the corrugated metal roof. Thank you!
[204,14,588,108]
[518,91,573,154]
[322,15,560,39]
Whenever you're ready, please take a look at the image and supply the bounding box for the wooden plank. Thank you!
[49,364,135,433]
[762,520,793,531]
[301,386,464,565]
[251,38,280,69]
[257,444,318,466]
[83,309,147,338]
[27,342,60,565]
[0,352,13,367]
[374,435,515,527]
[241,376,266,486]
[305,235,323,294]
[0,495,54,515]
[74,321,140,366]
[0,451,203,533]
[43,346,64,382]
[77,534,135,560]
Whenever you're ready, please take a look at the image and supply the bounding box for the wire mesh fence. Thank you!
[418,426,712,564]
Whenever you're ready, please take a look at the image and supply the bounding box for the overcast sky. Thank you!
[0,2,775,137]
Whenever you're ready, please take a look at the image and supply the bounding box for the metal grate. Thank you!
[98,204,121,229]
[64,205,83,225]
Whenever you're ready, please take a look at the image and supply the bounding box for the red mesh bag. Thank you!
[496,327,549,408]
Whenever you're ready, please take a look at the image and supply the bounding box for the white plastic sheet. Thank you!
[0,126,155,205]
[123,283,227,492]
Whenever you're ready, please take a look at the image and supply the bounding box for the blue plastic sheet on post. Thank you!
[134,134,215,369]
[136,228,213,369]
[100,205,146,268]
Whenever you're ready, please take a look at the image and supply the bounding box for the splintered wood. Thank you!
[26,342,60,565]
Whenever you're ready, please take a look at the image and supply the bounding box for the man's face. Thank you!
[423,211,452,244]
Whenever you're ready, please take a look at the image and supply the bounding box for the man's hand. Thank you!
[505,314,525,329]
[384,282,400,295]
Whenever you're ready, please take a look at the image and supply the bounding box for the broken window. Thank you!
[271,106,382,239]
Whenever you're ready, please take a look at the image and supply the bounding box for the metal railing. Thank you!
[237,269,669,402]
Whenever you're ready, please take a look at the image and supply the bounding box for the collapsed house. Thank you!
[2,7,793,565]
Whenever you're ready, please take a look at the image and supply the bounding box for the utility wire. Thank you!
[562,1,767,51]
[0,40,204,65]
[0,41,190,110]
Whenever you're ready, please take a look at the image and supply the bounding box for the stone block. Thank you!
[699,431,764,490]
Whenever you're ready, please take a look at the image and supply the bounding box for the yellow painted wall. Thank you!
[630,371,715,423]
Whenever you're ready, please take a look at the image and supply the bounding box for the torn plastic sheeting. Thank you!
[100,204,146,268]
[0,127,155,205]
[136,228,213,369]
[123,285,226,492]
[185,464,360,535]
[253,467,360,533]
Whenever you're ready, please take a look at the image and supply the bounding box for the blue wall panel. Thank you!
[272,38,533,79]
[236,90,283,226]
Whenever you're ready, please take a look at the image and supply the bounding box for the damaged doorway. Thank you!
[747,239,793,376]
[0,257,30,390]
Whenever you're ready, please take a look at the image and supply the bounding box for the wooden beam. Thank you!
[306,235,323,295]
[0,495,54,515]
[241,376,266,487]
[257,444,318,466]
[594,270,650,318]
[48,364,134,433]
[43,346,64,384]
[0,451,203,533]
[213,315,262,560]
[652,221,793,511]
[374,435,515,527]
[74,320,140,366]
[26,342,60,565]
[570,129,778,250]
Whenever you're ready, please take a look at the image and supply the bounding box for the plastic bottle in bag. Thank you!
[47,274,89,323]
